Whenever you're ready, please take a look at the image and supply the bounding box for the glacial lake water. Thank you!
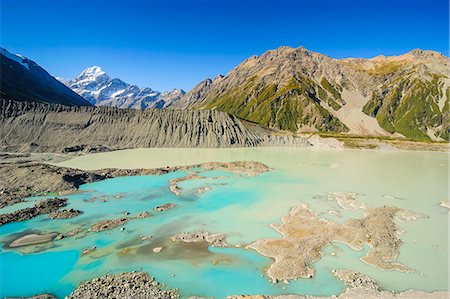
[0,147,448,298]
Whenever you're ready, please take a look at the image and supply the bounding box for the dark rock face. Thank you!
[0,99,309,153]
[0,197,68,225]
[0,48,91,106]
[48,208,83,219]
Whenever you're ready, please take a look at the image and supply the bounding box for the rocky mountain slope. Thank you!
[0,99,309,152]
[0,48,91,106]
[59,66,185,109]
[173,47,449,141]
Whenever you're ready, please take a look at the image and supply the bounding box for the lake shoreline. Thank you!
[0,147,448,298]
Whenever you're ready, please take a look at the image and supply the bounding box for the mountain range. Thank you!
[173,46,449,141]
[58,66,185,109]
[1,46,448,142]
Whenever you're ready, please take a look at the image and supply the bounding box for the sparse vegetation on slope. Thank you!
[363,75,448,141]
[198,76,348,132]
[175,46,449,141]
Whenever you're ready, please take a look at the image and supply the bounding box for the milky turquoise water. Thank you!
[0,148,448,298]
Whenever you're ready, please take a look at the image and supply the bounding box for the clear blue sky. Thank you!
[1,0,448,91]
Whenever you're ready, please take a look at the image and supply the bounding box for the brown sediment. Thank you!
[89,211,150,233]
[154,203,177,212]
[89,218,129,232]
[171,231,229,247]
[249,203,417,282]
[116,234,235,265]
[48,208,83,219]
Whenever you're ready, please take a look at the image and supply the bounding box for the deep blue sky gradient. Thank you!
[1,0,448,91]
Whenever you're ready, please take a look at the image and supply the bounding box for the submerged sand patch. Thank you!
[327,192,366,210]
[9,232,59,248]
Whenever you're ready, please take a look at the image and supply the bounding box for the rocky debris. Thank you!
[89,217,129,232]
[62,145,112,154]
[0,99,310,155]
[82,247,97,256]
[89,212,150,233]
[249,204,414,282]
[55,226,85,241]
[66,271,178,299]
[0,197,68,225]
[171,231,228,247]
[9,232,59,248]
[200,161,271,176]
[135,211,150,218]
[65,227,84,238]
[154,203,176,212]
[333,269,379,291]
[169,173,203,196]
[48,208,82,219]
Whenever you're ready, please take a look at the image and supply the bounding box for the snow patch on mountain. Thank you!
[60,66,184,109]
[1,47,30,70]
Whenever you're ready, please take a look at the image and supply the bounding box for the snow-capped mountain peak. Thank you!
[79,66,106,78]
[61,66,185,109]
